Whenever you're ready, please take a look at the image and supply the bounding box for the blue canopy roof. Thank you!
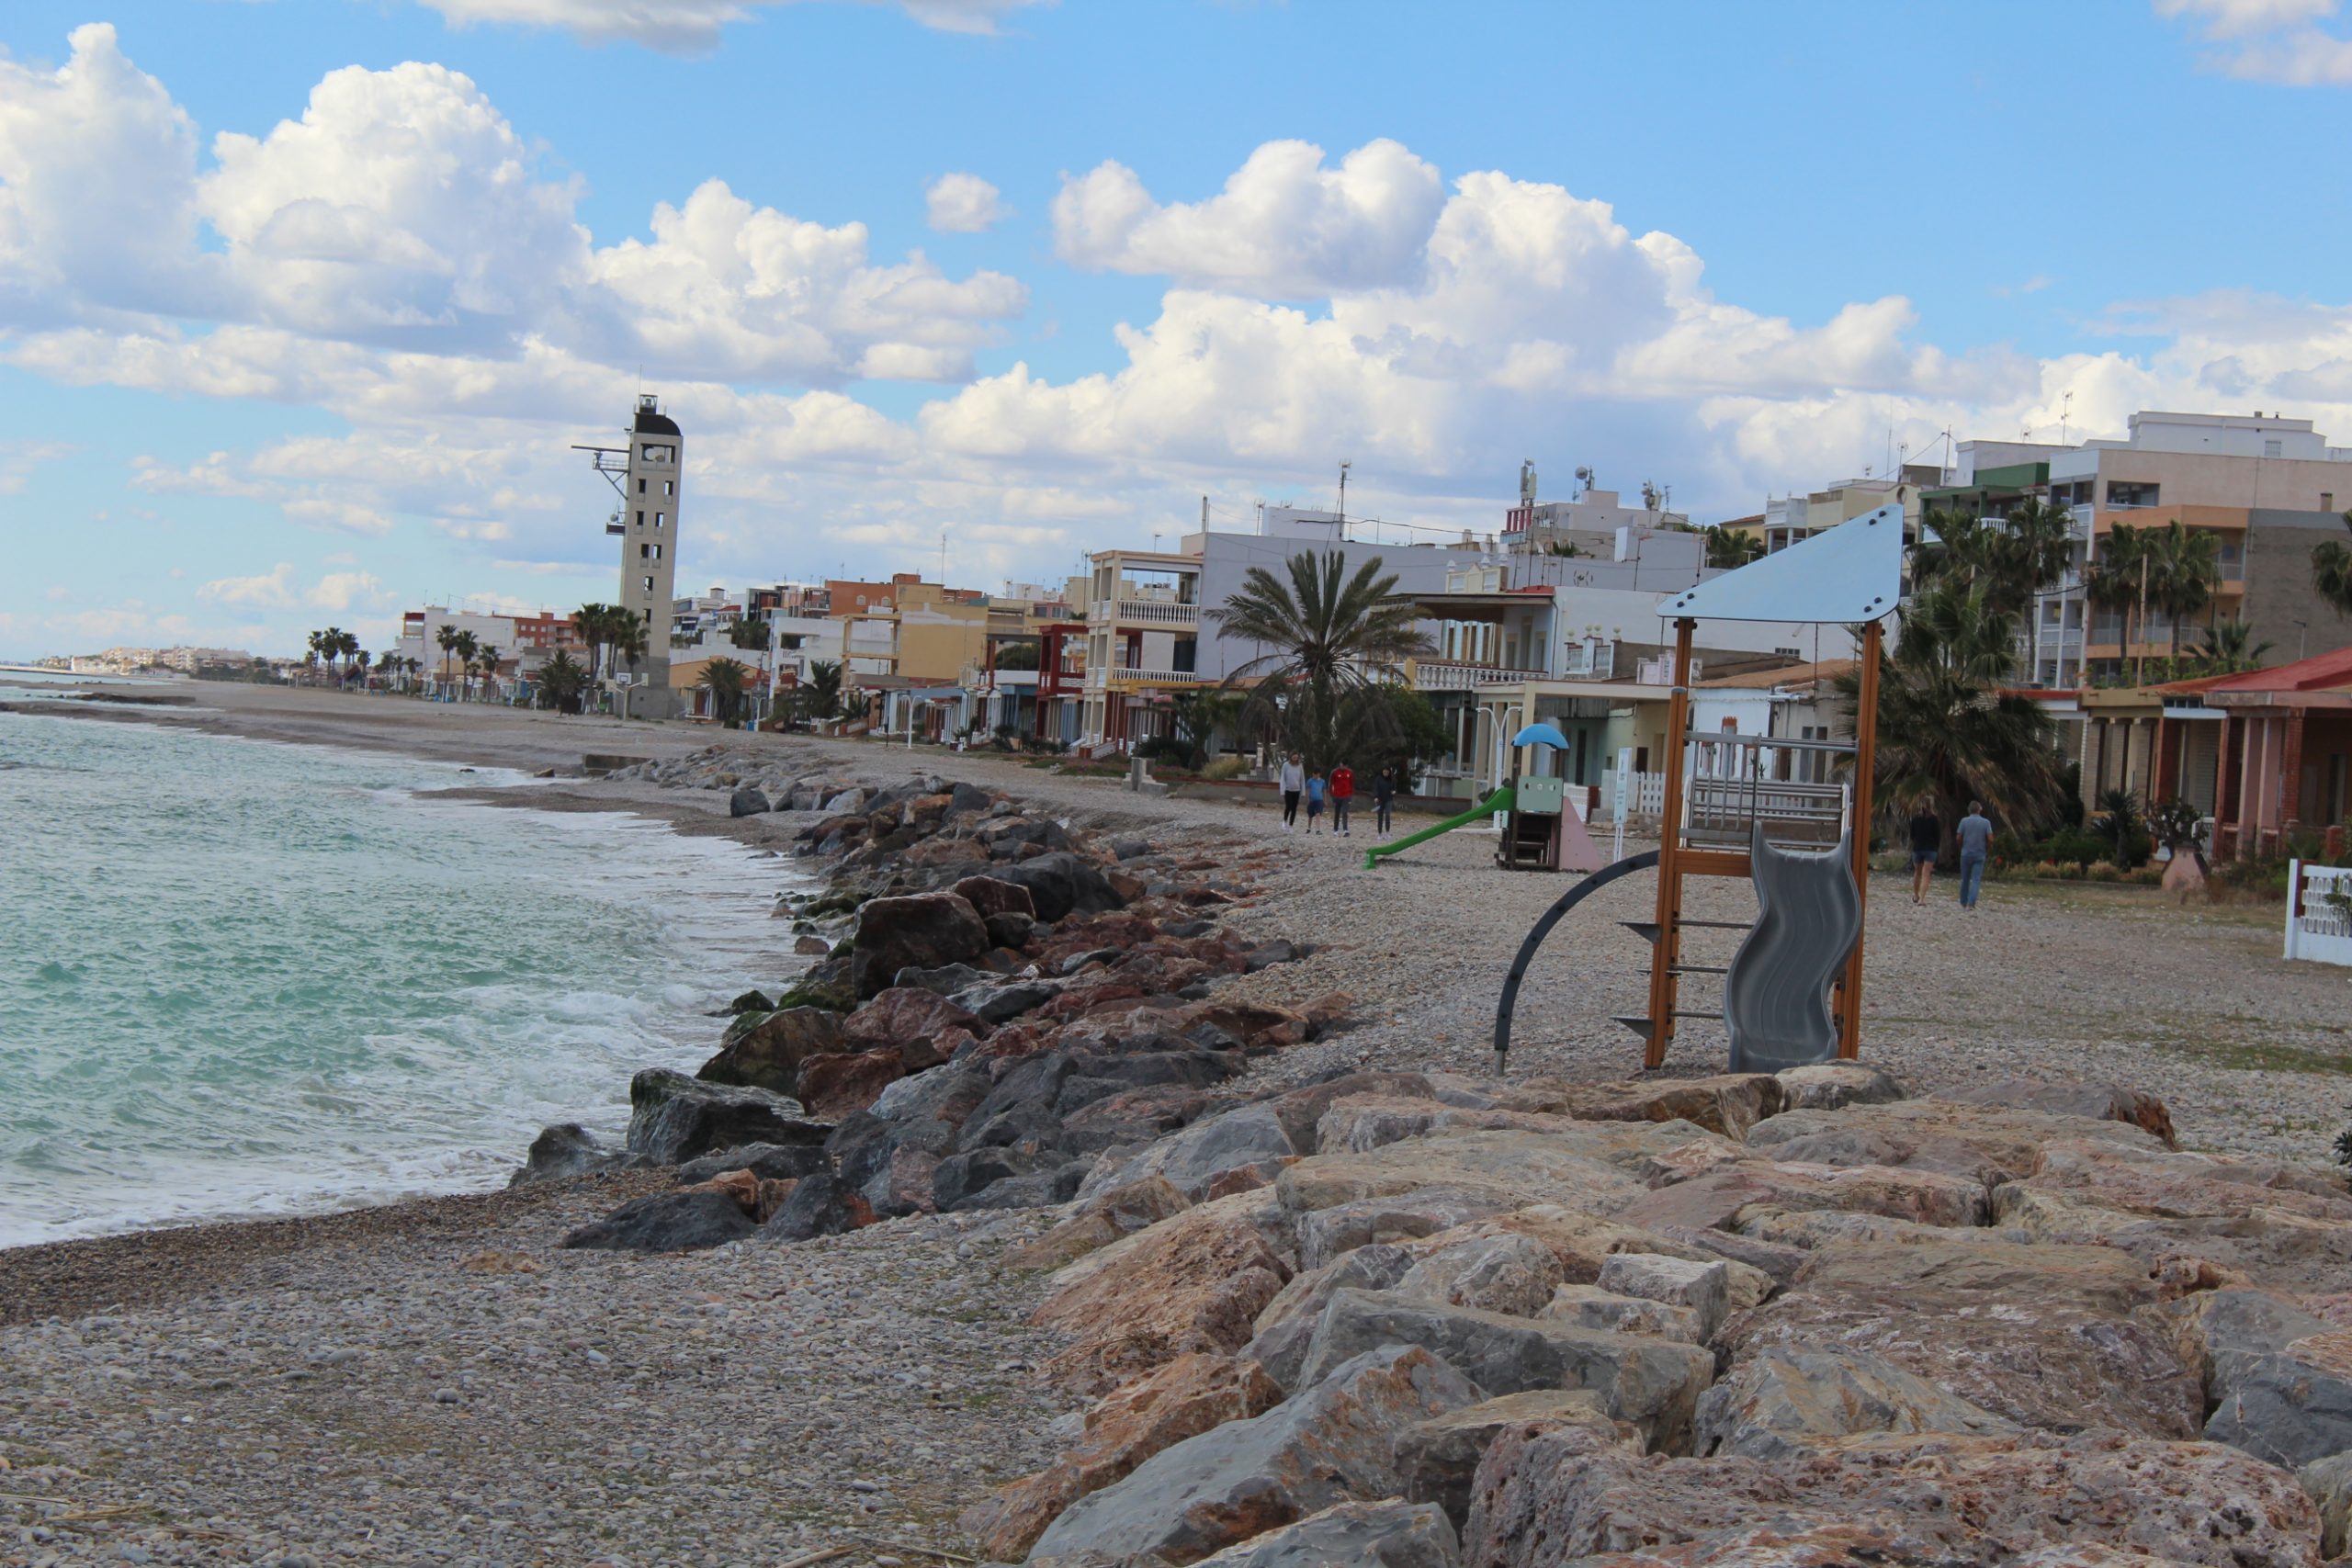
[1512,722,1570,749]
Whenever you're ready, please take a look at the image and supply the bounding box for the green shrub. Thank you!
[1201,755,1250,782]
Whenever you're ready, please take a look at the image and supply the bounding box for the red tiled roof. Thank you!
[2203,646,2352,694]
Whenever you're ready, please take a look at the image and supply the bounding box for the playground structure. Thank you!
[1488,502,1903,1075]
[1362,727,1603,874]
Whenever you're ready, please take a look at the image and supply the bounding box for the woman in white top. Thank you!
[1277,751,1305,831]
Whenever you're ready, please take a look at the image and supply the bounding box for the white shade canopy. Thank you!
[1664,503,1904,625]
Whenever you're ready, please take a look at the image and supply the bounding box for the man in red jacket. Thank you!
[1329,762,1355,837]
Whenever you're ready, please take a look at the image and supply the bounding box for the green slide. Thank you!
[1363,785,1514,869]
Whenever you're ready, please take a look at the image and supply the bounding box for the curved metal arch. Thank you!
[1490,849,1659,1077]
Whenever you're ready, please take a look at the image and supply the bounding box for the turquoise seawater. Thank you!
[0,684,800,1247]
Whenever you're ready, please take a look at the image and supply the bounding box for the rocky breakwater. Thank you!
[516,762,1350,1253]
[960,1065,2352,1567]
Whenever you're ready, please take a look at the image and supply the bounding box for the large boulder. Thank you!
[1008,1177,1196,1272]
[950,874,1038,920]
[1246,1246,1420,1391]
[1396,1391,1634,1533]
[1025,1346,1483,1566]
[1183,1500,1459,1568]
[1504,1073,1783,1139]
[1294,1290,1713,1453]
[696,1007,846,1095]
[1080,1105,1304,1202]
[1613,1157,1992,1235]
[1459,1426,2319,1568]
[728,786,770,817]
[1394,1234,1564,1320]
[1595,1253,1730,1341]
[1693,1343,2020,1460]
[1035,1190,1295,1393]
[2301,1450,2352,1559]
[1772,1062,1906,1111]
[851,892,990,998]
[962,1352,1284,1561]
[673,1142,828,1185]
[2160,1288,2352,1470]
[1718,1238,2203,1439]
[626,1067,829,1164]
[993,851,1125,922]
[842,987,983,1062]
[1935,1078,2178,1148]
[758,1170,876,1242]
[508,1122,643,1186]
[560,1188,757,1252]
[793,1046,905,1122]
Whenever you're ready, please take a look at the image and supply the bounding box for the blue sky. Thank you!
[4,0,2350,659]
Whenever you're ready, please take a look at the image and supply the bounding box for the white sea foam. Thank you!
[0,705,809,1247]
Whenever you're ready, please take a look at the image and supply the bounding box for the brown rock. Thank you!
[791,1046,904,1121]
[841,987,985,1059]
[1720,1238,2202,1439]
[1396,1389,1636,1531]
[849,891,989,998]
[1461,1426,2319,1567]
[1749,1099,2160,1185]
[1613,1159,1991,1234]
[1935,1078,2178,1149]
[1189,998,1314,1050]
[961,1353,1283,1560]
[1008,1177,1195,1271]
[1261,1072,1437,1153]
[688,1167,761,1216]
[1035,1190,1295,1393]
[950,874,1037,920]
[792,934,831,955]
[1508,1073,1784,1139]
[695,1007,845,1095]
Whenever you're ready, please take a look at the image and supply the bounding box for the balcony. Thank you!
[1093,598,1200,626]
[1088,665,1209,690]
[1412,659,1548,692]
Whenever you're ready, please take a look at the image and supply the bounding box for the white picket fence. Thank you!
[2286,861,2352,968]
[1599,769,1668,821]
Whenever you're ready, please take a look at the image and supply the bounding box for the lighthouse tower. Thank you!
[618,395,682,709]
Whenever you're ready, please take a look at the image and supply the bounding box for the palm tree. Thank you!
[474,643,502,702]
[729,616,771,720]
[435,626,460,694]
[335,628,360,682]
[2316,512,2352,622]
[2151,521,2222,662]
[536,649,590,713]
[1163,688,1241,770]
[612,611,649,716]
[1702,525,1762,570]
[703,657,752,726]
[354,649,372,688]
[2085,524,2152,683]
[452,631,479,700]
[2195,616,2273,675]
[799,659,843,723]
[1915,500,2075,622]
[1839,581,2064,865]
[1204,550,1434,769]
[571,604,619,702]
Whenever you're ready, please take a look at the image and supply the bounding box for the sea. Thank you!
[0,674,801,1247]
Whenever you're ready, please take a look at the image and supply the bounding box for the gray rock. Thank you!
[1396,1390,1628,1531]
[1294,1189,1517,1271]
[1395,1235,1562,1319]
[1185,1499,1459,1567]
[1246,1246,1419,1391]
[1294,1290,1713,1452]
[2162,1287,2352,1466]
[1111,837,1152,861]
[1693,1343,2021,1460]
[1080,1104,1302,1202]
[673,1142,829,1185]
[1595,1253,1731,1342]
[1027,1346,1483,1566]
[729,786,770,817]
[2299,1450,2352,1558]
[1060,948,1123,976]
[894,961,1001,997]
[626,1068,830,1163]
[508,1122,640,1186]
[949,978,1061,1026]
[561,1189,756,1252]
[1244,938,1302,972]
[990,851,1123,922]
[758,1171,871,1242]
[1536,1285,1701,1343]
[1772,1062,1906,1111]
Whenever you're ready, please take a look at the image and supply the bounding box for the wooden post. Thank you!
[1644,617,1697,1069]
[1838,617,1883,1059]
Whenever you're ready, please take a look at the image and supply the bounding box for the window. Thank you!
[639,543,649,560]
[637,478,646,494]
[2265,438,2283,458]
[655,513,665,530]
[2106,481,2159,508]
[652,543,662,560]
[641,444,674,463]
[635,509,644,527]
[643,576,654,592]
[663,479,674,497]
[2324,493,2335,513]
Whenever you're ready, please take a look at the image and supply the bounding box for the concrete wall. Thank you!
[2245,509,2352,663]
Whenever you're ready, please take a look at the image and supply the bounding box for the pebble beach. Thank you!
[6,682,2352,1567]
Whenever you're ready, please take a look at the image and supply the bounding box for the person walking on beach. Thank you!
[1329,761,1355,836]
[1277,751,1305,832]
[1305,768,1327,833]
[1908,802,1940,905]
[1955,801,1993,909]
[1373,765,1396,837]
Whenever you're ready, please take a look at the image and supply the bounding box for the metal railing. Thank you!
[1680,734,1855,849]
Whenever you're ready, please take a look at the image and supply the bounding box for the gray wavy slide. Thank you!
[1723,817,1862,1073]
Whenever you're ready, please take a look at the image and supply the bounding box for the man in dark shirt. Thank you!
[1908,804,1940,905]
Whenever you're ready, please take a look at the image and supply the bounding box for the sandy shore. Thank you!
[7,681,2351,1565]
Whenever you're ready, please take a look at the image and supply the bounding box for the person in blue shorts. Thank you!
[1305,769,1327,833]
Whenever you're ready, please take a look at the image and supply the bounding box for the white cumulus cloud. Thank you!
[2155,0,2352,82]
[413,0,1050,52]
[925,172,1009,234]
